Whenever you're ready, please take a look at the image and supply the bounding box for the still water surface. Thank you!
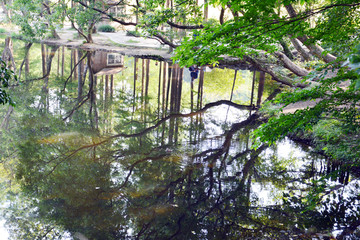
[0,39,357,239]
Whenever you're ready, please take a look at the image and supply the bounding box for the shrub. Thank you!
[126,30,141,37]
[98,24,115,33]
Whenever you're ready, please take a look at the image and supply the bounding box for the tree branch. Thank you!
[166,21,204,29]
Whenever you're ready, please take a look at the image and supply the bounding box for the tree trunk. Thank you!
[204,0,208,21]
[274,51,309,76]
[290,37,311,61]
[0,105,14,130]
[285,4,336,63]
[18,43,32,80]
[2,38,16,71]
[219,7,225,25]
[244,55,307,88]
[279,38,294,60]
[0,1,11,23]
[297,35,337,63]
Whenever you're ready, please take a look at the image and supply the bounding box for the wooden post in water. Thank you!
[190,78,194,112]
[57,47,60,75]
[165,63,172,115]
[257,71,265,107]
[197,67,204,110]
[162,62,167,117]
[174,67,183,142]
[169,64,177,113]
[230,70,237,101]
[145,59,150,102]
[141,59,145,103]
[110,75,114,100]
[70,49,73,81]
[105,75,109,106]
[158,61,162,118]
[77,50,83,101]
[177,68,183,113]
[41,44,47,77]
[73,50,77,79]
[61,46,65,78]
[250,71,256,107]
[133,58,138,113]
[24,43,31,76]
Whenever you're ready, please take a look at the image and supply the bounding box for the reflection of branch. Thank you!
[10,46,59,86]
[61,52,89,92]
[169,214,186,239]
[201,113,260,162]
[63,53,97,121]
[18,43,33,80]
[44,139,106,177]
[110,100,254,139]
[119,154,170,188]
[62,95,90,121]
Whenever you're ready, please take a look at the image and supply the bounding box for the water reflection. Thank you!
[0,38,359,239]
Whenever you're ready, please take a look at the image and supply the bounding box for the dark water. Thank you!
[0,39,358,240]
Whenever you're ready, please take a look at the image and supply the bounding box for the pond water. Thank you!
[0,38,358,240]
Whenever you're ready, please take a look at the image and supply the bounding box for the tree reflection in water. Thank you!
[1,41,359,240]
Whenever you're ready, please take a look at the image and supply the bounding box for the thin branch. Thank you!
[66,13,89,42]
[76,1,137,26]
[61,52,89,92]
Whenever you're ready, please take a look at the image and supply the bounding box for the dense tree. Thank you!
[10,0,66,39]
[0,59,16,106]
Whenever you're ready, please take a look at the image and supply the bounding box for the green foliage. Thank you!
[0,58,16,106]
[10,0,66,39]
[0,28,6,34]
[67,0,104,42]
[253,61,360,159]
[348,44,360,89]
[98,24,116,33]
[174,0,360,67]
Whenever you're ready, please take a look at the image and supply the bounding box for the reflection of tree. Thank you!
[113,112,296,239]
[14,113,127,239]
[3,43,359,239]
